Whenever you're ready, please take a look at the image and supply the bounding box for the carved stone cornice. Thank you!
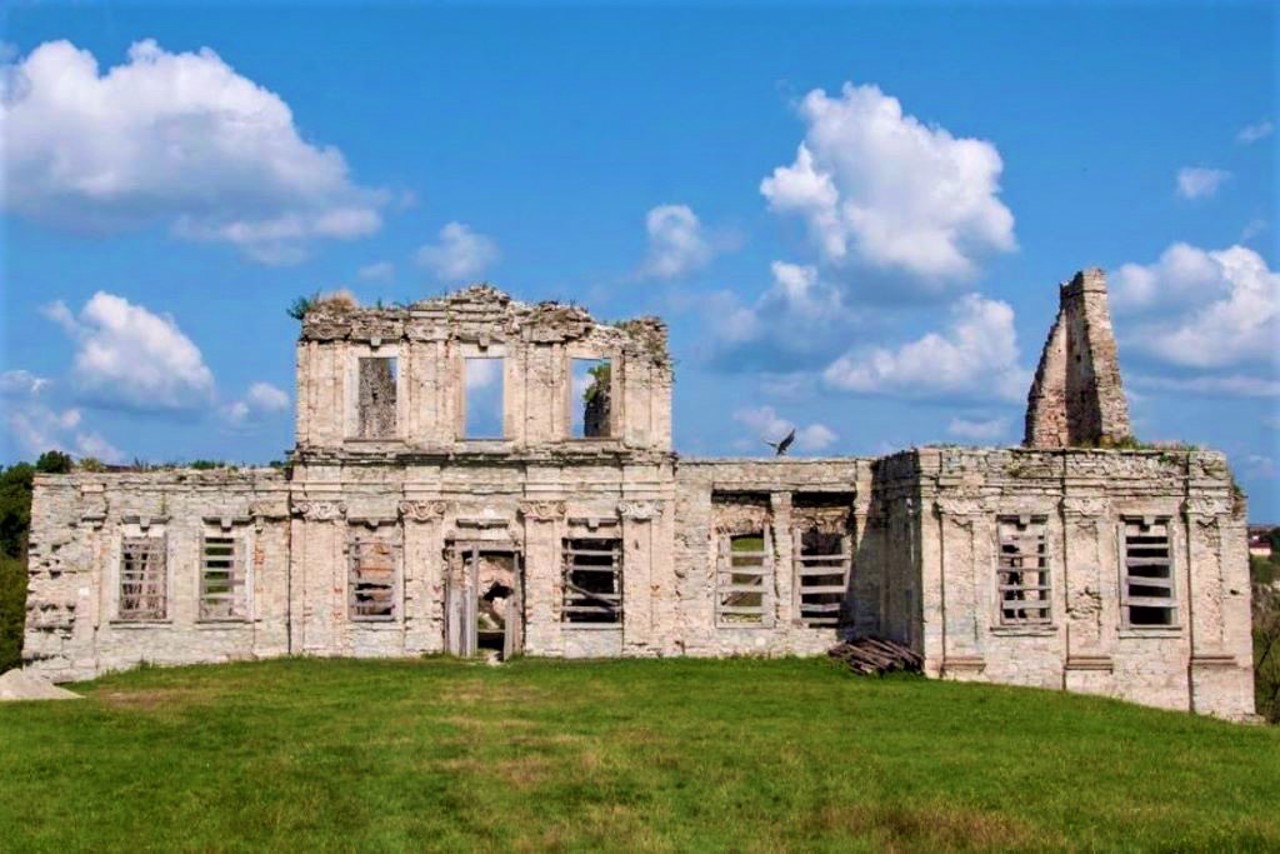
[292,501,347,522]
[934,496,992,518]
[1182,496,1233,518]
[398,500,449,522]
[518,500,566,522]
[1060,496,1109,518]
[249,499,290,521]
[792,508,850,535]
[617,500,663,522]
[713,503,769,535]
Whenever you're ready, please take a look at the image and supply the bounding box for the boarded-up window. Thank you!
[200,534,247,620]
[1123,517,1176,626]
[562,538,622,623]
[717,531,771,626]
[795,530,849,627]
[119,536,166,620]
[349,535,398,621]
[357,357,397,438]
[997,517,1051,625]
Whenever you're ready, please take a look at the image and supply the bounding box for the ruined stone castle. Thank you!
[23,271,1256,717]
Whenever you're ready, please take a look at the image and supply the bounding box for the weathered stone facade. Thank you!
[23,280,1256,718]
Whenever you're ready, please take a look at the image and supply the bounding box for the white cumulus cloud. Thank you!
[823,294,1027,401]
[44,291,215,411]
[761,82,1015,282]
[1237,120,1273,145]
[707,261,855,369]
[1175,167,1230,200]
[1,371,125,463]
[641,204,716,279]
[732,405,838,454]
[1114,244,1278,371]
[416,222,500,282]
[223,381,290,425]
[1,39,384,263]
[947,416,1010,442]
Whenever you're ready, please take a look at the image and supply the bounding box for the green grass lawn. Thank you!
[1,657,1278,852]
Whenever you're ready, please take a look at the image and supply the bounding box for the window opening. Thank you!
[349,537,397,621]
[571,358,612,438]
[718,532,770,625]
[1123,517,1175,626]
[996,517,1050,625]
[464,356,505,438]
[119,536,166,620]
[795,529,849,627]
[562,538,622,623]
[200,534,246,620]
[357,357,398,438]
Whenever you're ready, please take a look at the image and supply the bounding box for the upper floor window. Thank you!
[570,357,612,438]
[356,356,398,439]
[996,516,1050,626]
[463,356,505,438]
[1122,517,1176,627]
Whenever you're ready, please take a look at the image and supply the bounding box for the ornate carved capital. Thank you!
[1060,496,1109,518]
[1183,496,1232,518]
[292,500,347,522]
[517,500,566,522]
[398,500,449,522]
[617,500,663,522]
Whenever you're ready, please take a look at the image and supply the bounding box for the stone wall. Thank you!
[21,280,1256,719]
[915,446,1254,719]
[24,470,291,683]
[1025,269,1132,447]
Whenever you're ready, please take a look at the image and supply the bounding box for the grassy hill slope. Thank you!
[2,657,1278,852]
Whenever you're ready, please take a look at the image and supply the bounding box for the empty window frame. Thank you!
[349,536,398,621]
[119,536,167,620]
[357,356,398,439]
[996,516,1051,626]
[561,538,622,623]
[1122,517,1176,627]
[795,529,850,627]
[717,531,772,626]
[200,534,247,620]
[570,358,612,438]
[463,356,505,438]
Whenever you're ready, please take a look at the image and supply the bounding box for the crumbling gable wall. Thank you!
[1025,268,1132,447]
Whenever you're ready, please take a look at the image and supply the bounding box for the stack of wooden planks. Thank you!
[828,638,923,675]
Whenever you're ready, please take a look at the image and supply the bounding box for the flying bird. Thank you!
[765,427,796,456]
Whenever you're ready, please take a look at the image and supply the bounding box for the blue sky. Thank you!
[2,2,1277,518]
